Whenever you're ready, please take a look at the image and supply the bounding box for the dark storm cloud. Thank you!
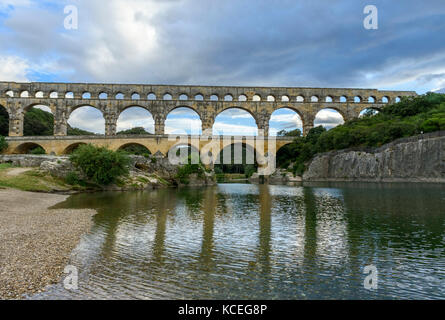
[0,0,445,92]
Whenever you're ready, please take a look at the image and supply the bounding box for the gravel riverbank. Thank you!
[0,188,95,299]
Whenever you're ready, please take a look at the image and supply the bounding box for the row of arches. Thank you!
[10,141,262,163]
[0,104,380,137]
[4,89,401,104]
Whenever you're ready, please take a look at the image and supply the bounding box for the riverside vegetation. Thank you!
[276,92,445,175]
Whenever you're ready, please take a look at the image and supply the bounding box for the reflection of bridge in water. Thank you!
[0,81,416,156]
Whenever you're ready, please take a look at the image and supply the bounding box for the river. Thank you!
[31,183,445,299]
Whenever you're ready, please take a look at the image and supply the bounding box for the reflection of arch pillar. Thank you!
[154,114,165,135]
[54,102,67,136]
[303,188,317,262]
[302,113,315,136]
[152,194,169,263]
[200,187,217,265]
[257,184,272,273]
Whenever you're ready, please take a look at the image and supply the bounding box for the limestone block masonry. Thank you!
[0,81,416,156]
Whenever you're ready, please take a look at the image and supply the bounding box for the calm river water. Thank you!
[32,183,445,299]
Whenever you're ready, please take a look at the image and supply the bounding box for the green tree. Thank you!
[24,108,54,136]
[117,127,152,135]
[277,128,302,137]
[70,144,131,185]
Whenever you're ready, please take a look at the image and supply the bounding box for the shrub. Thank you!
[29,146,46,155]
[70,144,130,185]
[175,155,207,184]
[0,136,8,153]
[65,171,82,185]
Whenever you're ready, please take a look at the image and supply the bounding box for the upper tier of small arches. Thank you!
[0,82,416,104]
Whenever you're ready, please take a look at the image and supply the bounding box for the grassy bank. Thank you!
[0,163,76,192]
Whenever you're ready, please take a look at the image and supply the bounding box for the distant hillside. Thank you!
[117,127,152,135]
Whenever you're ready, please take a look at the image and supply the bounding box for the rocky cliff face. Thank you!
[303,131,445,183]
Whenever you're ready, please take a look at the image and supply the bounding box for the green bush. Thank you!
[175,155,207,184]
[65,171,82,185]
[70,144,131,185]
[29,146,46,155]
[0,136,8,153]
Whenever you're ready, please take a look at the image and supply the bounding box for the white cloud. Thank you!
[117,107,154,133]
[0,55,29,81]
[165,118,202,135]
[213,122,258,136]
[33,105,51,113]
[67,107,105,134]
[314,109,344,129]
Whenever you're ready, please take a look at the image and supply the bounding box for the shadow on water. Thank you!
[37,182,445,300]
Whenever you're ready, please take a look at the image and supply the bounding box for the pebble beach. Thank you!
[0,188,95,299]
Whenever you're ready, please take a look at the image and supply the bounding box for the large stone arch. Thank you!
[117,142,153,155]
[213,106,259,136]
[213,141,261,175]
[268,106,305,136]
[24,102,55,114]
[165,105,203,135]
[119,104,154,115]
[167,142,200,164]
[67,104,106,135]
[63,142,87,154]
[215,105,258,124]
[314,107,345,130]
[315,106,347,120]
[68,103,105,118]
[166,105,203,120]
[13,142,46,154]
[116,105,155,134]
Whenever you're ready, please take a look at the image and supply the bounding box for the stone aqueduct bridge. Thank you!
[0,81,416,156]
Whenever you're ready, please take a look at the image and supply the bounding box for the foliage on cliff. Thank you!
[70,144,131,185]
[278,92,445,175]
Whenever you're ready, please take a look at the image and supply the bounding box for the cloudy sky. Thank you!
[1,0,444,134]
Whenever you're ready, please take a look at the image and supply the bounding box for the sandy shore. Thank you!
[0,188,95,299]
